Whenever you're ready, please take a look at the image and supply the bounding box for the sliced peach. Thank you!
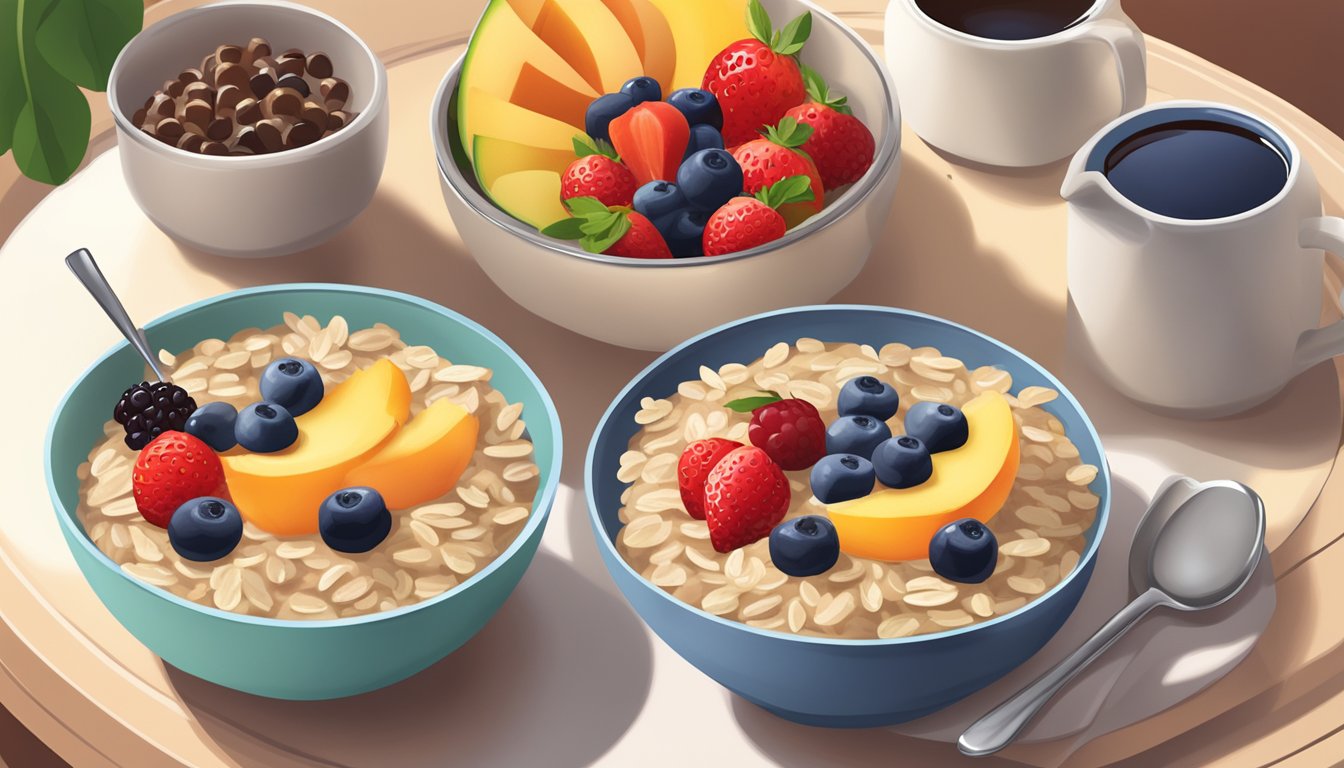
[827,392,1021,562]
[601,0,677,91]
[609,101,689,185]
[345,399,480,510]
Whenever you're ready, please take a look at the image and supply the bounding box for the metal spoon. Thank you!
[65,248,166,382]
[958,478,1265,757]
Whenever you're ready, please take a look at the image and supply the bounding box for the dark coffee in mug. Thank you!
[1103,120,1291,220]
[915,0,1095,40]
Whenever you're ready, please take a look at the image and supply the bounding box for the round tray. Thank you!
[2,1,1344,766]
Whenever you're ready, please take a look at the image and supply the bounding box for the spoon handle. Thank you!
[957,587,1170,757]
[65,248,166,382]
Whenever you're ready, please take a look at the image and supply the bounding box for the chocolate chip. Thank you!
[176,132,204,152]
[245,37,271,61]
[283,119,321,148]
[254,118,286,152]
[276,73,310,98]
[164,79,185,98]
[215,44,243,64]
[179,68,203,84]
[215,84,244,115]
[319,77,349,107]
[150,93,176,118]
[327,110,353,131]
[200,140,229,156]
[155,117,185,142]
[300,99,328,126]
[276,56,305,78]
[234,97,262,125]
[248,71,275,99]
[236,126,266,154]
[183,80,214,106]
[261,87,303,118]
[131,107,147,126]
[305,52,333,79]
[277,48,304,60]
[205,117,233,141]
[182,99,213,128]
[214,62,250,90]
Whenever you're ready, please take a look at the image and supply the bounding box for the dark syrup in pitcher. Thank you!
[915,0,1095,40]
[1103,120,1290,220]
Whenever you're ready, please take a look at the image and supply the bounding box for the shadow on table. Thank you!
[164,551,653,768]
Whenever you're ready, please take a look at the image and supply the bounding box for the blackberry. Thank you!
[113,381,197,450]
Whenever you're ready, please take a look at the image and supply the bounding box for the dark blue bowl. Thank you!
[585,305,1110,727]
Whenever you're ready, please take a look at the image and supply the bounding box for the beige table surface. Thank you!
[3,1,1344,766]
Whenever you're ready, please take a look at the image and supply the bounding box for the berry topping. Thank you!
[620,76,663,105]
[825,414,892,459]
[732,118,826,228]
[168,497,243,562]
[608,101,690,186]
[929,518,998,584]
[585,92,636,143]
[702,175,816,256]
[769,515,840,577]
[872,435,933,489]
[259,357,324,417]
[905,401,969,453]
[132,432,230,528]
[837,375,899,420]
[704,445,790,552]
[319,486,392,553]
[676,148,743,212]
[658,208,711,258]
[113,381,198,450]
[784,66,876,190]
[563,136,638,208]
[809,453,875,504]
[543,197,673,259]
[677,437,743,520]
[633,180,688,225]
[666,88,723,130]
[726,391,826,471]
[684,124,726,159]
[184,401,239,452]
[235,401,299,453]
[702,0,812,146]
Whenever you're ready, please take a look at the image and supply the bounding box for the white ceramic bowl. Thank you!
[430,0,901,351]
[108,0,389,258]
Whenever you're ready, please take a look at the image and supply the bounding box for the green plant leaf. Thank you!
[757,174,814,209]
[578,210,622,236]
[11,0,92,185]
[773,10,811,56]
[724,391,782,412]
[563,196,609,216]
[540,217,586,239]
[0,0,25,155]
[763,116,813,149]
[746,0,772,45]
[800,64,851,114]
[580,213,630,253]
[35,0,141,91]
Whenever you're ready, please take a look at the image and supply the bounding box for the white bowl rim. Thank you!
[107,0,388,168]
[44,283,563,629]
[585,303,1113,646]
[429,0,903,269]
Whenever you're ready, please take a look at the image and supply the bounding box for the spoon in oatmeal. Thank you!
[958,477,1265,757]
[65,248,167,382]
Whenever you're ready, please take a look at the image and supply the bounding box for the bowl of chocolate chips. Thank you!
[108,0,389,257]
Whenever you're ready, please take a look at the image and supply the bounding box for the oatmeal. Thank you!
[76,313,538,620]
[615,338,1099,639]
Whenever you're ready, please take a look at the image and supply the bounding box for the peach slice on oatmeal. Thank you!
[346,399,480,510]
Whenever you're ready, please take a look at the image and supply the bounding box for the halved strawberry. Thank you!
[678,438,742,519]
[703,175,815,256]
[608,101,689,186]
[732,117,825,228]
[541,197,672,259]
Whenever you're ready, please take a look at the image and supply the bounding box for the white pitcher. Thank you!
[1063,100,1344,417]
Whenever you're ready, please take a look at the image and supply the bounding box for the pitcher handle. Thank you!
[1078,18,1148,115]
[1294,217,1344,371]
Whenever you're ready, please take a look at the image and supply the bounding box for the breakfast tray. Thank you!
[2,0,1344,765]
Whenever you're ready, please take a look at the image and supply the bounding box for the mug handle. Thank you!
[1294,217,1344,371]
[1078,18,1148,115]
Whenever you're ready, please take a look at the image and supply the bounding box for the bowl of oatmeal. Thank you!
[586,305,1109,726]
[45,284,561,699]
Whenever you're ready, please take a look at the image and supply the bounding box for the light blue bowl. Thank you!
[45,284,562,700]
[586,305,1110,727]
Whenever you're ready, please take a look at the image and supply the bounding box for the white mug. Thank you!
[1064,100,1344,417]
[884,0,1146,167]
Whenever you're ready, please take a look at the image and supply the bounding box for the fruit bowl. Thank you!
[585,306,1110,726]
[45,284,562,699]
[430,0,901,351]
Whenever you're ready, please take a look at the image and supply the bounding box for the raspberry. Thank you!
[747,398,826,471]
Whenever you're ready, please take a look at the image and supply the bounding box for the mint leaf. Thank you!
[774,11,811,56]
[563,196,609,216]
[724,391,782,412]
[573,135,599,157]
[35,0,141,91]
[541,217,586,239]
[764,117,813,149]
[746,0,772,45]
[580,213,631,254]
[757,175,814,209]
[579,210,622,236]
[800,64,851,114]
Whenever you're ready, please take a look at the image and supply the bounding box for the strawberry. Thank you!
[704,445,791,553]
[562,136,637,207]
[703,175,815,256]
[608,101,689,186]
[785,67,876,190]
[678,438,742,520]
[541,196,672,259]
[132,431,230,528]
[725,391,826,470]
[703,0,811,147]
[732,118,825,229]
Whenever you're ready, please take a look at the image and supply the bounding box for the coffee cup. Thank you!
[1063,100,1344,417]
[884,0,1146,167]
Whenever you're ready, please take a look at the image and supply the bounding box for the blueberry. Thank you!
[769,515,841,577]
[319,487,392,553]
[872,435,933,488]
[184,401,238,452]
[825,414,892,459]
[810,453,876,504]
[633,180,687,224]
[666,88,723,130]
[657,209,710,258]
[235,401,298,453]
[905,402,969,453]
[260,357,324,416]
[684,124,725,159]
[620,76,662,104]
[585,92,636,143]
[929,518,998,584]
[676,149,743,212]
[838,375,900,420]
[168,497,243,562]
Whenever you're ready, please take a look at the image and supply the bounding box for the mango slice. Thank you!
[222,360,411,535]
[645,0,750,89]
[488,170,569,229]
[508,0,644,93]
[346,399,481,510]
[601,0,677,92]
[473,135,575,190]
[827,392,1021,562]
